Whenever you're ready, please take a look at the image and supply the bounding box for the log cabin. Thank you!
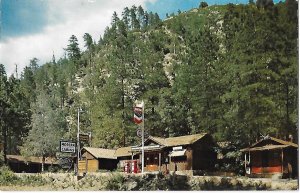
[80,147,118,173]
[240,136,298,178]
[131,133,217,173]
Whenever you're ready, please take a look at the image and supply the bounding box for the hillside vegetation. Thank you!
[0,1,298,167]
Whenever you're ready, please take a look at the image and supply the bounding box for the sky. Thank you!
[0,0,279,76]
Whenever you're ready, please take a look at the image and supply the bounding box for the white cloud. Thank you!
[0,0,157,76]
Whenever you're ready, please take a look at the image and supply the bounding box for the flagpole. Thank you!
[141,100,144,175]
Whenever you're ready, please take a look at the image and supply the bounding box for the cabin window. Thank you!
[146,153,159,165]
[270,151,280,159]
[171,156,187,163]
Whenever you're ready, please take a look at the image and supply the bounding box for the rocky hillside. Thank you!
[0,1,298,165]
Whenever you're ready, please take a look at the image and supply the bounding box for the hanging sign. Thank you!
[137,129,149,138]
[134,101,144,124]
[79,134,90,142]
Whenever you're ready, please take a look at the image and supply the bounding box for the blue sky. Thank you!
[0,0,283,75]
[1,0,48,39]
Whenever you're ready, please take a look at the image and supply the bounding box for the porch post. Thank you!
[244,153,247,172]
[85,156,88,173]
[281,148,284,174]
[159,152,161,172]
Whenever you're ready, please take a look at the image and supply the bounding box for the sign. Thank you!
[137,129,149,138]
[133,101,144,124]
[60,141,76,153]
[58,157,73,169]
[173,146,183,151]
[79,134,90,142]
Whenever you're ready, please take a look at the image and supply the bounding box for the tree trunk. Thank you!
[122,77,126,147]
[2,125,7,165]
[41,155,45,172]
[285,83,289,132]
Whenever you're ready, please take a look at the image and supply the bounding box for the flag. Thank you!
[134,101,144,124]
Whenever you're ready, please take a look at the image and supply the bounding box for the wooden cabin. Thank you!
[6,155,59,173]
[240,136,298,178]
[80,147,118,173]
[131,133,217,173]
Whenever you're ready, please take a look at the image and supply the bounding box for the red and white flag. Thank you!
[133,101,144,124]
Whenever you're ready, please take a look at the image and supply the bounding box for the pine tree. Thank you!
[20,91,66,171]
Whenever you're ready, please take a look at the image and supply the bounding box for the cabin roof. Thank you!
[240,144,291,152]
[83,147,117,159]
[250,136,298,148]
[240,136,298,152]
[6,155,59,164]
[114,146,133,157]
[148,133,208,147]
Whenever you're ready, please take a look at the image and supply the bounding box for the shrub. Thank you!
[0,166,19,185]
[21,175,47,186]
[105,173,126,190]
[47,165,60,173]
[199,2,208,8]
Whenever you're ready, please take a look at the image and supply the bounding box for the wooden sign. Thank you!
[79,134,90,142]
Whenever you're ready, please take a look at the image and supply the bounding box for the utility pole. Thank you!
[141,100,145,175]
[77,108,81,176]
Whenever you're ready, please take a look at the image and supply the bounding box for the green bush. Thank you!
[47,165,60,173]
[0,166,19,185]
[105,173,126,190]
[21,175,47,186]
[0,166,47,186]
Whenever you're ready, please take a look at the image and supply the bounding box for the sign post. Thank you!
[77,108,80,176]
[77,108,84,176]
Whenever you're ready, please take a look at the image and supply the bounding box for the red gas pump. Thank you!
[124,161,131,173]
[131,160,138,173]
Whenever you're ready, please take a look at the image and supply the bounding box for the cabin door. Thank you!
[261,151,268,167]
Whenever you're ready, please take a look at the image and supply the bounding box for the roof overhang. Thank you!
[240,144,292,152]
[131,145,162,152]
[83,147,117,159]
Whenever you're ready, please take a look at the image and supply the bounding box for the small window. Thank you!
[171,156,187,162]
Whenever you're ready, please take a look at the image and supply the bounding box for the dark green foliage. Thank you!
[65,35,81,61]
[200,1,209,8]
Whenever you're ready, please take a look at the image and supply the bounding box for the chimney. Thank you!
[288,134,293,143]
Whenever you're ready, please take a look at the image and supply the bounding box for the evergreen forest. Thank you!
[0,0,298,168]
